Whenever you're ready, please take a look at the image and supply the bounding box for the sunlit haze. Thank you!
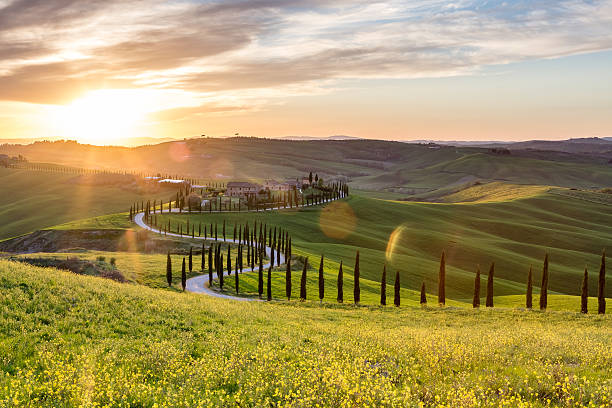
[1,0,611,145]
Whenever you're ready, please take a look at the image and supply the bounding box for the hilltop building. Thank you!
[226,182,260,198]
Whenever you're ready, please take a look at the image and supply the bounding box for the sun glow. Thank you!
[55,90,152,145]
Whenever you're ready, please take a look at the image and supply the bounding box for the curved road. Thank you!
[134,197,337,301]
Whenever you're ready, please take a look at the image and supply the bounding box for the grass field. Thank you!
[148,189,611,301]
[1,259,610,407]
[0,168,149,240]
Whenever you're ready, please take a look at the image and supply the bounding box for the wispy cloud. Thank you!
[0,0,611,113]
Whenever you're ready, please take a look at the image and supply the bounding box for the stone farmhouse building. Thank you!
[226,181,261,198]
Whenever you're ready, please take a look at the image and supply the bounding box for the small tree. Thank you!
[166,253,172,287]
[526,266,533,309]
[286,254,292,300]
[540,254,549,311]
[218,254,224,290]
[258,253,264,299]
[318,255,325,303]
[267,264,272,301]
[581,267,588,314]
[394,271,401,307]
[189,247,193,273]
[598,250,606,314]
[380,264,386,306]
[208,246,213,285]
[337,260,343,303]
[486,263,494,307]
[438,251,446,306]
[419,280,426,306]
[353,251,360,304]
[181,257,186,291]
[300,257,308,301]
[234,256,239,294]
[472,266,480,308]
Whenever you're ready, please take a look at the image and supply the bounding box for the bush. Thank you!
[96,256,106,262]
[110,257,116,267]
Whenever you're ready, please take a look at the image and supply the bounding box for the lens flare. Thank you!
[319,201,356,239]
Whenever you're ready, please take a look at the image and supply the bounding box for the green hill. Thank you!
[1,259,609,407]
[148,189,610,300]
[0,168,155,240]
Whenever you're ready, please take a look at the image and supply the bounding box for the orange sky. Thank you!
[0,1,611,144]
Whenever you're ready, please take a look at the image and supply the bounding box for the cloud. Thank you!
[0,0,611,106]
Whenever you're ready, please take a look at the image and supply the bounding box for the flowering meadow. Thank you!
[1,259,610,407]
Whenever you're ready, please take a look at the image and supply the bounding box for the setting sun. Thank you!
[54,90,150,145]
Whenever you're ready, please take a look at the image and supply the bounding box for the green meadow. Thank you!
[1,260,610,407]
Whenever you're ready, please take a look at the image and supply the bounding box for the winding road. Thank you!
[134,197,338,301]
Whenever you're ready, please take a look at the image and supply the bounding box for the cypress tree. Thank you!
[208,246,213,284]
[166,253,172,286]
[394,271,401,307]
[540,254,549,311]
[438,251,446,306]
[258,253,264,298]
[337,260,343,303]
[189,247,193,272]
[485,263,494,307]
[300,257,308,301]
[598,250,606,314]
[223,220,226,241]
[181,257,186,291]
[473,266,480,308]
[235,257,239,294]
[526,266,533,309]
[227,250,232,277]
[380,264,386,306]
[227,245,231,275]
[267,264,272,301]
[419,280,426,306]
[353,251,360,304]
[219,254,224,290]
[215,223,217,241]
[286,253,292,300]
[318,255,325,303]
[270,244,275,268]
[581,267,588,314]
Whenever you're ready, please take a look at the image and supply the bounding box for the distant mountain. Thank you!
[277,135,362,141]
[505,137,612,154]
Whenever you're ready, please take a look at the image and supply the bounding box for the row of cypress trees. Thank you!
[219,248,606,314]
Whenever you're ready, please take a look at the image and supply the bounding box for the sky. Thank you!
[0,0,611,144]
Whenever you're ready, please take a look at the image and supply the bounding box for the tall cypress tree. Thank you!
[286,254,292,300]
[227,245,231,275]
[337,260,343,303]
[526,266,533,309]
[473,266,481,308]
[581,267,588,314]
[353,251,360,304]
[258,253,264,299]
[189,247,193,272]
[318,255,325,303]
[218,254,224,290]
[223,220,226,241]
[394,271,401,307]
[598,250,606,314]
[235,257,239,294]
[298,257,308,300]
[380,264,386,306]
[438,251,446,306]
[166,253,172,287]
[419,280,426,306]
[208,246,214,284]
[267,264,272,301]
[181,257,186,291]
[485,263,494,307]
[540,254,549,311]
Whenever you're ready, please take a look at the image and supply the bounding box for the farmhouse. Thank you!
[226,181,260,198]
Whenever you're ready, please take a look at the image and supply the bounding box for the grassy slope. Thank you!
[149,191,611,300]
[3,139,612,193]
[0,168,148,240]
[1,260,610,407]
